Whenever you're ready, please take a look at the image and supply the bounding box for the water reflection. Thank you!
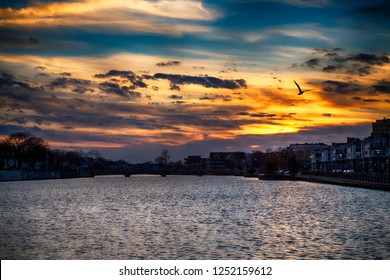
[0,175,389,259]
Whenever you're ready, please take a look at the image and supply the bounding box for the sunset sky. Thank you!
[1,0,389,162]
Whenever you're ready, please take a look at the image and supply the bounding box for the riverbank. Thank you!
[296,174,390,191]
[258,173,390,191]
[0,170,61,181]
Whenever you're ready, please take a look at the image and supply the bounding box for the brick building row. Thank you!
[311,118,390,173]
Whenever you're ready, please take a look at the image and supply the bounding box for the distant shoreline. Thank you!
[2,171,389,191]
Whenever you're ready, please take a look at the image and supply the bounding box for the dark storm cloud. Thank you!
[98,82,141,98]
[59,72,72,77]
[281,113,296,118]
[347,53,389,66]
[199,96,214,101]
[236,111,298,121]
[250,113,277,118]
[348,66,371,76]
[48,77,92,89]
[94,70,147,88]
[1,75,155,129]
[168,95,182,100]
[321,80,363,95]
[94,70,134,79]
[36,73,49,77]
[72,86,95,94]
[170,83,181,91]
[214,94,233,102]
[0,72,37,91]
[303,58,320,68]
[362,98,380,102]
[322,113,332,117]
[156,60,181,67]
[199,93,234,102]
[299,49,390,76]
[144,73,247,90]
[322,65,341,73]
[372,80,390,94]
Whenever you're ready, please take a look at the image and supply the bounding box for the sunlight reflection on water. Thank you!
[0,175,389,259]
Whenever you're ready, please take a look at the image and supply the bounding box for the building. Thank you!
[346,138,363,172]
[372,118,390,137]
[184,156,207,173]
[310,148,324,171]
[362,136,389,172]
[314,142,348,172]
[289,143,328,170]
[311,136,390,173]
[207,152,246,175]
[310,118,390,173]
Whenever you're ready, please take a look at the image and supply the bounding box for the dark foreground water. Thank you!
[0,175,389,259]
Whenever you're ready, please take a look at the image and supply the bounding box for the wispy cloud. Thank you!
[235,24,334,44]
[0,0,218,35]
[270,24,334,42]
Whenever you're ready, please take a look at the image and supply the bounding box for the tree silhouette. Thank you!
[155,149,170,166]
[0,132,48,170]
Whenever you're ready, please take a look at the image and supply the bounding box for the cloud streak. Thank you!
[0,0,218,35]
[145,73,247,90]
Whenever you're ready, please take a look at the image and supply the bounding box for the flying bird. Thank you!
[294,80,312,95]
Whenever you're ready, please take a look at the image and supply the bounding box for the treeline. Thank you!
[0,131,301,179]
[247,149,299,175]
[0,132,130,176]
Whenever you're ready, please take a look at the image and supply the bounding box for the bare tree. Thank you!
[155,149,170,166]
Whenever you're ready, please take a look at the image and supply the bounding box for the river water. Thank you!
[0,175,389,259]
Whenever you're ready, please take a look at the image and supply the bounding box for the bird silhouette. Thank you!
[294,80,312,95]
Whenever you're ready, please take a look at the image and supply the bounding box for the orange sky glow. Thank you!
[1,0,389,161]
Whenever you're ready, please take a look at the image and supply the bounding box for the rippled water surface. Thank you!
[1,175,389,259]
